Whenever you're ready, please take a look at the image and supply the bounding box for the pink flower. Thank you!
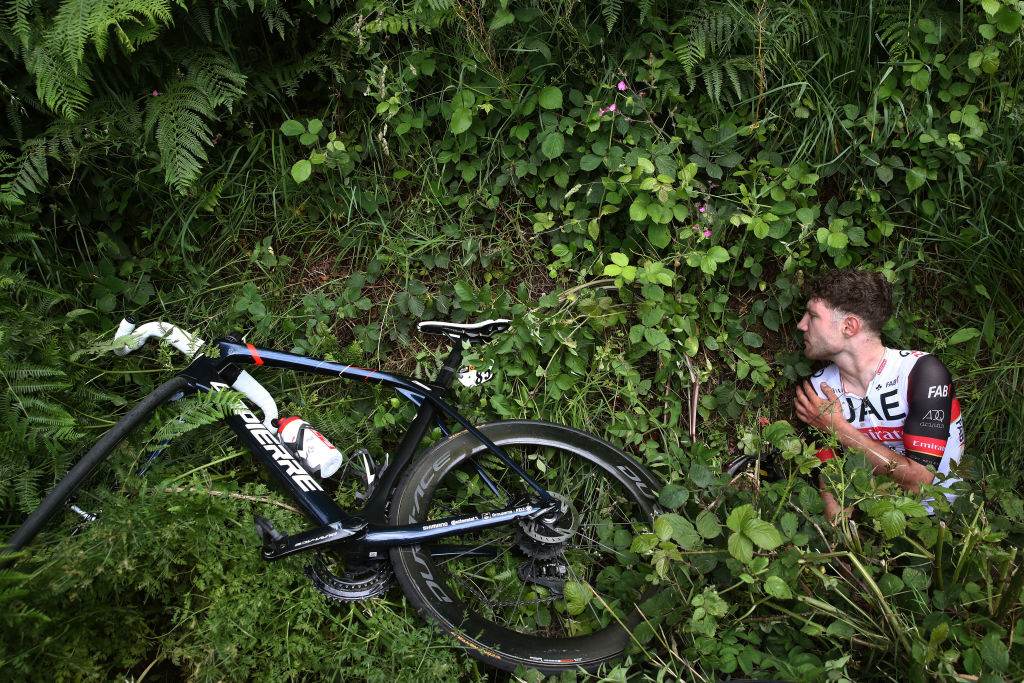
[598,103,617,116]
[617,80,627,91]
[703,229,712,238]
[698,204,707,213]
[151,90,160,97]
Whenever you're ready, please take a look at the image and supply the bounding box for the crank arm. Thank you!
[256,516,367,561]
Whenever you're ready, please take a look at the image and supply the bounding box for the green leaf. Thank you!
[290,159,312,183]
[280,119,305,136]
[743,519,783,550]
[658,484,689,510]
[727,504,756,533]
[876,164,894,184]
[827,231,849,250]
[981,0,1000,16]
[695,511,721,539]
[763,576,793,600]
[299,132,317,146]
[707,246,730,263]
[910,69,931,92]
[906,167,928,192]
[580,154,602,171]
[655,514,701,549]
[948,327,981,345]
[538,86,563,110]
[728,532,754,563]
[307,119,323,135]
[450,107,473,134]
[563,581,592,616]
[648,223,671,249]
[489,8,515,30]
[630,533,659,553]
[994,8,1022,33]
[979,632,1009,672]
[541,132,564,159]
[629,196,648,221]
[610,252,629,267]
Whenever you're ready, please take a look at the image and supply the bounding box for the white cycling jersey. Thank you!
[810,347,965,506]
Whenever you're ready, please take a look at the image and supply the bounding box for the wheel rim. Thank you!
[391,422,658,670]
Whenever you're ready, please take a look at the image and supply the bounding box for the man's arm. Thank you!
[901,354,957,469]
[795,382,934,493]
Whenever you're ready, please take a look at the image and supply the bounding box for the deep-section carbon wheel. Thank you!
[388,421,661,674]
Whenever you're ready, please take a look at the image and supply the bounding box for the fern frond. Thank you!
[181,50,247,112]
[144,80,215,192]
[600,0,622,33]
[27,43,92,120]
[0,140,48,206]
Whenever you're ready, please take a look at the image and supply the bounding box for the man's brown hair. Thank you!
[806,269,892,336]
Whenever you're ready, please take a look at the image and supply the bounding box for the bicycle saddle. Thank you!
[417,319,511,344]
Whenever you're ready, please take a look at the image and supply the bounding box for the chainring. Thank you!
[305,553,393,602]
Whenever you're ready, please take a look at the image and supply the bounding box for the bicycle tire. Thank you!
[388,420,661,674]
[5,376,190,553]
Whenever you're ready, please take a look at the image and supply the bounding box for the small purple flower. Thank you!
[598,103,617,116]
[617,80,628,91]
[703,229,712,238]
[151,90,160,97]
[698,204,707,213]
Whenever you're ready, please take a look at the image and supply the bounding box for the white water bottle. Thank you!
[276,417,342,478]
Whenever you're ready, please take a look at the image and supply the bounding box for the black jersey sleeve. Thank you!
[903,354,955,467]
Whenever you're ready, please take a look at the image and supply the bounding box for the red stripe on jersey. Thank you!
[859,426,904,442]
[906,435,947,457]
[951,397,961,421]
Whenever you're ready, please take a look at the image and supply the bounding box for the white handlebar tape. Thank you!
[112,320,205,357]
[231,370,279,431]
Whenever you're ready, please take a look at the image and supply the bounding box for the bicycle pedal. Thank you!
[254,516,284,547]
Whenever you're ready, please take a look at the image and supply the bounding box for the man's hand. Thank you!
[795,381,847,435]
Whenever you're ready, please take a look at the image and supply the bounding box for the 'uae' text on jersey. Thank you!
[810,348,965,503]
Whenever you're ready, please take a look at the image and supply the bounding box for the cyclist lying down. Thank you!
[793,269,965,520]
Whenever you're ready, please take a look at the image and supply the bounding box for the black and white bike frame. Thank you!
[179,339,558,558]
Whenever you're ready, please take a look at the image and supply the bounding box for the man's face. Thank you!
[797,298,845,360]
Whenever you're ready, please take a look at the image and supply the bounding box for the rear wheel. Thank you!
[388,421,661,674]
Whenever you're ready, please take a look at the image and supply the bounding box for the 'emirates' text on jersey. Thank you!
[809,348,964,496]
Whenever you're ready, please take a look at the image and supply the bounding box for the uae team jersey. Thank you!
[809,348,965,505]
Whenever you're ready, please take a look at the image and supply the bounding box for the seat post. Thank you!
[434,345,464,389]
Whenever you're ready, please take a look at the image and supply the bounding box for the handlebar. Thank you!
[113,317,205,357]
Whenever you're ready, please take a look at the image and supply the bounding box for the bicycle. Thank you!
[6,317,664,674]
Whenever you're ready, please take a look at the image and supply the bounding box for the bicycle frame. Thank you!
[178,339,558,558]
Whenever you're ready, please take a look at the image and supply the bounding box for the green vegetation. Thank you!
[2,0,1023,680]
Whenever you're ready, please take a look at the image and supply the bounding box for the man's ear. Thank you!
[842,314,862,338]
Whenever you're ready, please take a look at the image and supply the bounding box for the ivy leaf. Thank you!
[538,86,563,110]
[280,119,304,136]
[763,576,793,600]
[450,107,473,134]
[290,159,312,183]
[541,132,564,159]
[563,581,592,616]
